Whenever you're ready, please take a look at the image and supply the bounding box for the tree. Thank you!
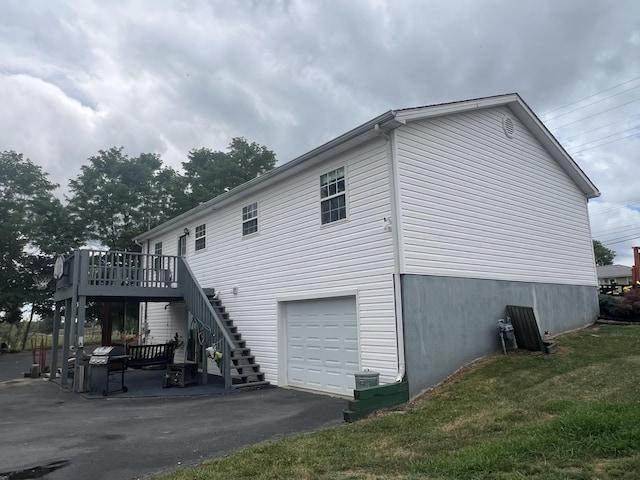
[593,240,616,266]
[67,148,183,251]
[181,137,276,210]
[0,151,70,335]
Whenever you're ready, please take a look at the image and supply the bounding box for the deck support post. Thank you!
[49,301,62,381]
[60,298,72,387]
[223,341,231,390]
[200,341,208,385]
[74,295,87,392]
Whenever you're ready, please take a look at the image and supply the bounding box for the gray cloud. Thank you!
[1,0,639,263]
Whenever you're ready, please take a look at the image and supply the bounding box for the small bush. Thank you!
[612,288,640,319]
[599,294,621,317]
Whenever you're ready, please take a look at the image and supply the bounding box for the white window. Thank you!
[154,242,162,255]
[242,202,258,236]
[320,167,347,224]
[195,224,206,251]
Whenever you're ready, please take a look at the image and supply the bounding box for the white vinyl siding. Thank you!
[394,106,596,286]
[145,137,397,388]
[143,302,187,352]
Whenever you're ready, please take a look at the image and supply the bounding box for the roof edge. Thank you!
[135,109,399,242]
[136,93,600,242]
[509,95,600,199]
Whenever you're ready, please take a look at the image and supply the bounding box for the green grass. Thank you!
[151,325,640,479]
[0,323,126,353]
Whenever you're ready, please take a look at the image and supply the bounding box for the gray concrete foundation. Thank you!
[401,274,599,398]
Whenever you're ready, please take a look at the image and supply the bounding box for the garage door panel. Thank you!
[285,296,359,396]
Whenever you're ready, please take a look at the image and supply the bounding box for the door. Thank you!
[285,296,359,396]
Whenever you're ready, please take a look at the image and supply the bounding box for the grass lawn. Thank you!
[152,324,640,480]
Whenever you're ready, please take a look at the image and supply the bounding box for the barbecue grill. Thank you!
[89,346,128,396]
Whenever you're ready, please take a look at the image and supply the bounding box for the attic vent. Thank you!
[502,116,515,138]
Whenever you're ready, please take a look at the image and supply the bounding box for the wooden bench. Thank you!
[126,343,175,369]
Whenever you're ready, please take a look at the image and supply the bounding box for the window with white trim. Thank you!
[242,202,258,236]
[195,223,206,251]
[320,166,347,224]
[154,242,162,255]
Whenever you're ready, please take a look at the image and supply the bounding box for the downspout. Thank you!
[375,123,406,383]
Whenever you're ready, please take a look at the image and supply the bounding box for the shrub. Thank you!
[612,288,640,319]
[599,294,621,317]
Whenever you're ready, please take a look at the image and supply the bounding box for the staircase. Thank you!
[206,290,269,389]
[177,258,269,390]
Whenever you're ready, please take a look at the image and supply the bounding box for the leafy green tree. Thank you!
[0,151,69,332]
[67,140,276,249]
[67,148,182,251]
[593,240,616,266]
[181,137,276,210]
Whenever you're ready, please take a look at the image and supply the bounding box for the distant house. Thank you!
[596,264,633,286]
[45,92,599,401]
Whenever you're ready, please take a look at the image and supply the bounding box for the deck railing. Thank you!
[58,250,180,290]
[85,250,179,288]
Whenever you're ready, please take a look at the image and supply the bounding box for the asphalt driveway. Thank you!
[0,352,346,479]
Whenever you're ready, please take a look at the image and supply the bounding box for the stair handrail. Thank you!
[176,257,234,388]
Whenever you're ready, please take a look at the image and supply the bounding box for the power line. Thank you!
[602,234,640,246]
[544,83,640,121]
[568,125,640,150]
[562,113,640,141]
[541,74,640,116]
[550,96,640,131]
[593,223,640,236]
[590,199,640,216]
[593,218,640,238]
[596,227,640,244]
[571,132,639,155]
[593,222,640,237]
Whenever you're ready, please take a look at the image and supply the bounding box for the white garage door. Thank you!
[285,296,359,396]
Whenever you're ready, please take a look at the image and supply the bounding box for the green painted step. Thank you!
[343,381,409,423]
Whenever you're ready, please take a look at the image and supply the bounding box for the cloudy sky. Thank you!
[1,0,639,265]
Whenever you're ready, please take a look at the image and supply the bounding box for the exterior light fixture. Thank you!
[183,227,190,236]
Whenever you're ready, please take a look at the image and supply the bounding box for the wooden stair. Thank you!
[206,291,270,389]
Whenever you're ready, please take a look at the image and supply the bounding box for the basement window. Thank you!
[320,166,347,224]
[195,223,206,251]
[242,202,258,236]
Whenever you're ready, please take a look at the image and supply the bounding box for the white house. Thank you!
[134,93,600,399]
[596,264,633,286]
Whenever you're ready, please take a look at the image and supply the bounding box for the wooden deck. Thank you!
[53,250,183,302]
[51,249,257,392]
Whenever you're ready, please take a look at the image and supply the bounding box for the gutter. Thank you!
[135,110,400,242]
[138,93,600,241]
